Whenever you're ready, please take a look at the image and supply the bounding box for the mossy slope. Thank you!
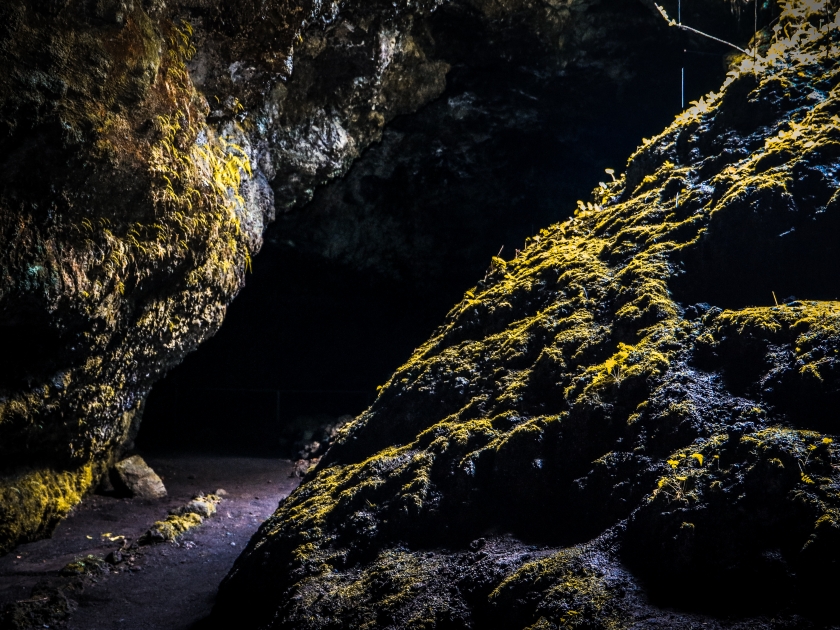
[214,4,840,627]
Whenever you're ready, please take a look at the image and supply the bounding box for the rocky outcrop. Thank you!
[0,0,743,553]
[213,5,840,627]
[0,0,252,554]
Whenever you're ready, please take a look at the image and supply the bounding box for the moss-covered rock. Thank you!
[212,3,840,627]
[0,0,252,553]
[142,493,221,543]
[3,0,662,552]
[0,463,97,557]
[0,0,742,555]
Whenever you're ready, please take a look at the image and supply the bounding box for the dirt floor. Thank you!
[0,454,301,630]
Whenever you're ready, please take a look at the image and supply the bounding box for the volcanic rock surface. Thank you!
[0,0,740,553]
[0,0,756,552]
[112,455,167,499]
[212,6,840,628]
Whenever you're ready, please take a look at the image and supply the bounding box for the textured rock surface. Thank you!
[213,5,840,628]
[112,455,167,499]
[0,0,739,553]
[0,0,253,554]
[268,0,743,292]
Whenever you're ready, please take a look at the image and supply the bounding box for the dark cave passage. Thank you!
[137,249,432,456]
[138,9,744,457]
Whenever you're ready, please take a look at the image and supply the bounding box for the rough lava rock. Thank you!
[0,0,741,553]
[0,0,449,552]
[112,455,167,499]
[212,4,840,628]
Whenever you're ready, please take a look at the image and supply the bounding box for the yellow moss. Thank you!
[226,7,840,622]
[710,301,840,382]
[141,496,222,543]
[490,546,625,629]
[147,512,204,542]
[267,14,840,573]
[0,463,98,555]
[582,340,670,398]
[0,7,260,555]
[649,427,837,507]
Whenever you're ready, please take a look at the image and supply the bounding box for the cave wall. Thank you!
[0,0,448,553]
[137,0,745,456]
[0,0,752,553]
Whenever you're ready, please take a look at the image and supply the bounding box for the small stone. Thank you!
[215,488,228,496]
[291,459,311,478]
[112,456,167,499]
[106,550,123,565]
[170,497,217,519]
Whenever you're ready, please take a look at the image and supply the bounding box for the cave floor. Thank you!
[0,454,300,629]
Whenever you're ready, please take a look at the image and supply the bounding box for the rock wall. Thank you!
[212,4,840,627]
[0,0,461,552]
[0,0,739,552]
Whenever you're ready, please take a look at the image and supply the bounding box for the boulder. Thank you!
[112,456,167,500]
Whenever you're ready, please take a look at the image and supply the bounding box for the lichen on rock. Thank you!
[142,493,221,543]
[212,3,840,627]
[0,0,475,552]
